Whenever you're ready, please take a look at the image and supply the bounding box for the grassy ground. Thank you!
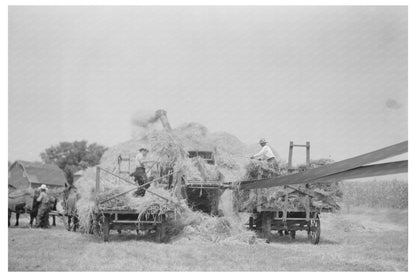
[8,206,407,271]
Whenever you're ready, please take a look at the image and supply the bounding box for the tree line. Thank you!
[9,141,107,185]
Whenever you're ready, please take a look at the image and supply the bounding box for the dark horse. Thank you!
[8,189,32,227]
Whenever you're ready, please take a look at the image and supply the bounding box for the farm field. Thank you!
[8,206,408,271]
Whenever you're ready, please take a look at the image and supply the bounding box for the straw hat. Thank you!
[259,138,267,144]
[139,147,149,152]
[40,184,48,191]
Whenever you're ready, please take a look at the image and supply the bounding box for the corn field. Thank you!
[340,179,408,209]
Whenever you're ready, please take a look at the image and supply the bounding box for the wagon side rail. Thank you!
[95,166,182,207]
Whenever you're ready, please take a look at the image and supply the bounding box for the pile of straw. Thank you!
[99,121,258,183]
[171,203,256,244]
[74,113,274,243]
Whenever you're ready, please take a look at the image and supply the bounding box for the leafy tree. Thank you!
[40,140,107,184]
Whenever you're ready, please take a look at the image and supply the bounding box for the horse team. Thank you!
[8,184,79,231]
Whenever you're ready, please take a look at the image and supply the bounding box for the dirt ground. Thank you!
[8,207,408,271]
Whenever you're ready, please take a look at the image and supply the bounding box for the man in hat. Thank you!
[135,147,149,169]
[250,138,279,170]
[35,184,50,228]
[131,147,151,197]
[250,138,279,177]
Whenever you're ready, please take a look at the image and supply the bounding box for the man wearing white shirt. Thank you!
[250,138,278,166]
[135,147,149,170]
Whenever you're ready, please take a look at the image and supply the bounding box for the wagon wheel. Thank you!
[308,215,320,244]
[248,217,254,230]
[155,219,167,243]
[290,230,296,240]
[254,215,262,233]
[102,215,110,242]
[261,212,272,242]
[138,203,167,243]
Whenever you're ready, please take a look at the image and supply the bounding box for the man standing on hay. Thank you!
[250,138,279,168]
[131,147,152,197]
[35,184,50,228]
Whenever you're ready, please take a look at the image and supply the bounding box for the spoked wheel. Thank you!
[139,204,167,243]
[103,215,110,242]
[308,215,320,245]
[155,221,167,243]
[290,230,296,240]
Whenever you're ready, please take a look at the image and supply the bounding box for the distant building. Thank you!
[8,160,67,192]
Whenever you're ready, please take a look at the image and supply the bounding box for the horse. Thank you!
[62,184,80,231]
[8,188,58,227]
[8,189,33,227]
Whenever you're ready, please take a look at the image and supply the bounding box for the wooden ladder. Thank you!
[288,141,311,172]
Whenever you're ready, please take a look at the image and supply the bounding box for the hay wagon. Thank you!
[98,204,175,242]
[237,141,408,244]
[239,182,334,244]
[246,201,324,244]
[94,167,179,242]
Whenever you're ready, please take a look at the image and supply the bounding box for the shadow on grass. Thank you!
[87,229,164,243]
[266,233,339,245]
[8,224,65,230]
[89,229,339,246]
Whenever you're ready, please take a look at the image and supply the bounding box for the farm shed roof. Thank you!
[11,161,67,186]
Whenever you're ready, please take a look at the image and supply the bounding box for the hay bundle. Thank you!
[245,160,280,180]
[101,121,252,183]
[147,129,188,171]
[238,159,341,212]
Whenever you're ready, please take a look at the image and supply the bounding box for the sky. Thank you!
[8,6,408,174]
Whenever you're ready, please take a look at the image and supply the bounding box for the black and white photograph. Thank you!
[5,4,410,272]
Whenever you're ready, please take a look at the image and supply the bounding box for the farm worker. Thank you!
[251,138,277,163]
[29,187,41,227]
[135,147,149,168]
[35,184,50,228]
[131,147,151,197]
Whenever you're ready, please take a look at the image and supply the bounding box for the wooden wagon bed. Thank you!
[98,207,175,242]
